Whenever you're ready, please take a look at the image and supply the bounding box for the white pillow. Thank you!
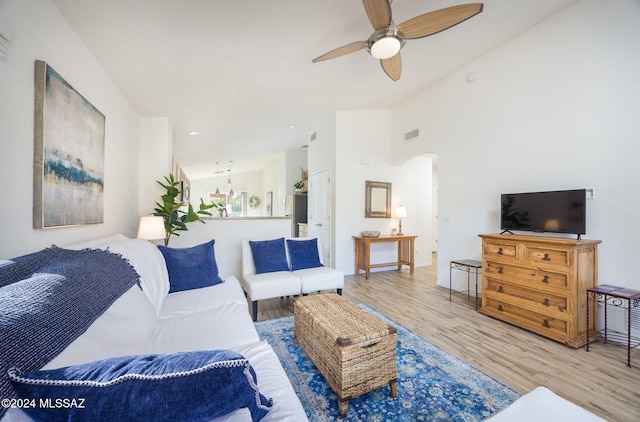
[99,239,170,316]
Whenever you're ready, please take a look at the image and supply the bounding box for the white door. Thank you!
[309,168,332,265]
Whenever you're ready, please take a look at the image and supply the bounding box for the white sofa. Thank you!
[1,235,307,422]
[486,386,605,421]
[241,237,344,321]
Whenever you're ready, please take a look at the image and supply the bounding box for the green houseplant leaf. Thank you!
[152,173,214,245]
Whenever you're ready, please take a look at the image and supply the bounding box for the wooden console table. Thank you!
[353,235,416,280]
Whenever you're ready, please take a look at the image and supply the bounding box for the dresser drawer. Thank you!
[479,234,600,348]
[485,261,569,289]
[484,241,517,259]
[524,245,570,267]
[485,278,568,315]
[484,296,568,337]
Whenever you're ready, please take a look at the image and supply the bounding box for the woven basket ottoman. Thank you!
[294,293,397,418]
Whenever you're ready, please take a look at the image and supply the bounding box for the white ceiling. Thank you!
[51,0,577,180]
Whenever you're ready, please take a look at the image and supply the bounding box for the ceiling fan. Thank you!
[312,0,484,81]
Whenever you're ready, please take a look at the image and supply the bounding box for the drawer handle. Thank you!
[497,304,504,312]
[497,266,503,274]
[541,275,549,284]
[498,286,504,293]
[542,319,550,328]
[542,298,550,307]
[497,248,503,255]
[542,253,550,261]
[361,342,379,349]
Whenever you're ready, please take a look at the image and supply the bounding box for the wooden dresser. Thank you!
[478,234,601,348]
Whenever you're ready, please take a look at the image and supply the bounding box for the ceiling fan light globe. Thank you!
[370,36,401,59]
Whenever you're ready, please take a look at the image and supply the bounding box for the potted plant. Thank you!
[294,180,305,192]
[153,173,214,245]
[210,198,227,216]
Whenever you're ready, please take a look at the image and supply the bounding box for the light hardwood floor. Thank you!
[254,260,640,421]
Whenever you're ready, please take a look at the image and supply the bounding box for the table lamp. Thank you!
[395,206,407,236]
[137,215,166,243]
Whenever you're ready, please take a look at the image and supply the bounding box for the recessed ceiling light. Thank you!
[288,124,297,129]
[188,131,200,135]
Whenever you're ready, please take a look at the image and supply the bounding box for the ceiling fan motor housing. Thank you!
[367,26,406,59]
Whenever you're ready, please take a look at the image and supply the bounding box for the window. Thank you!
[209,192,248,217]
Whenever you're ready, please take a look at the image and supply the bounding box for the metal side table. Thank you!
[586,284,640,368]
[449,259,482,310]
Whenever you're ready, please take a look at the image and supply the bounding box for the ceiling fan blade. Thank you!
[397,3,483,40]
[363,0,392,30]
[381,53,401,81]
[312,40,368,63]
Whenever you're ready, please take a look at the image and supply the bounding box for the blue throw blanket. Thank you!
[0,246,141,417]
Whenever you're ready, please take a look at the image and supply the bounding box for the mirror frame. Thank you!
[365,181,391,218]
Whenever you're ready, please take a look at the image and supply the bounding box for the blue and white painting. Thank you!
[34,61,105,228]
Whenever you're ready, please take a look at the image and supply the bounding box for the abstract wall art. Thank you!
[33,60,105,228]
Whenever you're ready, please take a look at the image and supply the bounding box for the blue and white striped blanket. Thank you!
[0,246,141,416]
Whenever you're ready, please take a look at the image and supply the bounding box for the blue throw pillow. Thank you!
[8,350,272,422]
[158,240,223,293]
[249,238,290,274]
[287,238,324,271]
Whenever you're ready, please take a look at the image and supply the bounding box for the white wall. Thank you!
[261,153,286,216]
[308,113,337,266]
[139,117,172,216]
[334,110,433,275]
[432,161,439,250]
[168,218,292,280]
[242,170,268,217]
[393,0,640,291]
[285,147,308,195]
[0,0,141,259]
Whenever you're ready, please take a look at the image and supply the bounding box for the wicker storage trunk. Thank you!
[294,293,397,418]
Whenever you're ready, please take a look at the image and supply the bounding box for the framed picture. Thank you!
[365,181,391,218]
[33,60,105,228]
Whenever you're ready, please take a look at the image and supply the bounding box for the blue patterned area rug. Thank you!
[255,303,519,421]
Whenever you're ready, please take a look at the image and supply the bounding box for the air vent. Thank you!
[309,131,317,142]
[404,128,419,142]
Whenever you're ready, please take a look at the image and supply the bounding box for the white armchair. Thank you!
[240,238,344,321]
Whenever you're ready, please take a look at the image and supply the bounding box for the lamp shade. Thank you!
[395,206,407,218]
[137,215,166,240]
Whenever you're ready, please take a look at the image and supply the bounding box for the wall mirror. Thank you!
[365,181,391,218]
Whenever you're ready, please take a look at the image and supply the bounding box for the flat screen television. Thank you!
[500,189,586,238]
